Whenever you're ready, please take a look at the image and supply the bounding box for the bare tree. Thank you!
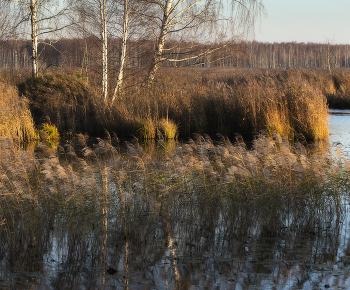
[100,0,109,102]
[0,2,19,42]
[111,0,130,101]
[74,0,111,102]
[3,0,75,77]
[110,0,149,102]
[75,0,149,103]
[144,0,265,85]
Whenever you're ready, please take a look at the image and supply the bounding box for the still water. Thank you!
[330,109,350,157]
[2,112,350,290]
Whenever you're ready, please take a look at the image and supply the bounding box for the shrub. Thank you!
[36,123,60,145]
[17,73,103,135]
[158,118,178,140]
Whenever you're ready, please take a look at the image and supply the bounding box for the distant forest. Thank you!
[1,39,349,71]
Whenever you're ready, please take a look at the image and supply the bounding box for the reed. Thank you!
[10,67,350,142]
[0,81,35,143]
[158,118,178,140]
[0,133,346,288]
[107,68,330,141]
[0,132,346,205]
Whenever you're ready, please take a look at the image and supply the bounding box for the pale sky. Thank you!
[255,0,350,45]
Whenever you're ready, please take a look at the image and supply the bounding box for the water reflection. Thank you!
[329,109,350,157]
[0,188,349,289]
[2,124,350,289]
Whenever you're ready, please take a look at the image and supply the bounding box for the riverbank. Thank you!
[4,67,350,143]
[1,68,350,288]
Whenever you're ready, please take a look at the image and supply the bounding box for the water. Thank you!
[330,109,350,157]
[2,113,350,289]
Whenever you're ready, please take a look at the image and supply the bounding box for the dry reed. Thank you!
[0,132,346,205]
[11,68,334,141]
[0,82,35,143]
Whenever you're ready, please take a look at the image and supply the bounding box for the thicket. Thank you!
[2,67,350,143]
[2,40,350,71]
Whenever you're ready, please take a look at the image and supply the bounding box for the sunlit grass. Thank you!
[0,133,347,288]
[0,82,35,143]
[8,68,334,141]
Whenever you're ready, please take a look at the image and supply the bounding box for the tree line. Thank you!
[1,39,349,71]
[0,0,265,102]
[3,1,349,103]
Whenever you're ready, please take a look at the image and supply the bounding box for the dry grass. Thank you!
[8,67,350,141]
[0,132,346,204]
[158,118,178,140]
[17,73,103,135]
[106,68,329,141]
[0,133,346,289]
[0,82,35,143]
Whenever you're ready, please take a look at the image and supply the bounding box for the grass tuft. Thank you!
[36,123,60,145]
[0,81,35,143]
[158,118,178,140]
[134,118,157,140]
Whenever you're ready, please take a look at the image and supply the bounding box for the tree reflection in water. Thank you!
[0,134,349,289]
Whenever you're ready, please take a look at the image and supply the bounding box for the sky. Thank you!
[254,0,350,45]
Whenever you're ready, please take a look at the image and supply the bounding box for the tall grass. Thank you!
[0,133,346,261]
[0,134,347,287]
[0,81,35,143]
[0,132,347,204]
[12,67,350,141]
[105,68,329,141]
[17,73,103,135]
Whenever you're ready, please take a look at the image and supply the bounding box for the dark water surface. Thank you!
[3,193,350,290]
[330,109,350,157]
[2,113,350,289]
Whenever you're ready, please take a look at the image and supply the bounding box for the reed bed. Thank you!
[0,134,348,287]
[11,68,337,141]
[0,133,346,249]
[0,82,35,143]
[0,132,347,207]
[4,67,350,142]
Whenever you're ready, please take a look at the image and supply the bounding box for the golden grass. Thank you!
[36,123,60,145]
[0,132,346,203]
[158,118,178,140]
[109,68,329,141]
[134,118,157,140]
[0,81,35,143]
[7,67,346,141]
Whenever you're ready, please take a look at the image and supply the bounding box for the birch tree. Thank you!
[110,0,149,103]
[111,0,129,102]
[145,0,265,85]
[76,0,148,103]
[99,0,109,102]
[75,0,111,102]
[4,0,74,77]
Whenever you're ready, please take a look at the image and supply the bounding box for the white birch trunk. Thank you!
[30,0,38,77]
[99,0,108,103]
[111,0,129,103]
[146,0,174,86]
